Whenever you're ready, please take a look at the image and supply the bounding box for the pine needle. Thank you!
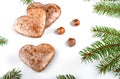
[57,74,76,79]
[1,68,22,79]
[0,36,7,46]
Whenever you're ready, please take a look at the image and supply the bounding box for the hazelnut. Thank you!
[67,38,76,47]
[72,19,80,26]
[56,27,65,35]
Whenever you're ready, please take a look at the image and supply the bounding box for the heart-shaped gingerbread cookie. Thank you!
[14,8,46,37]
[27,2,61,28]
[19,43,55,72]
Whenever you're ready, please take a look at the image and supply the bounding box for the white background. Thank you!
[0,0,119,79]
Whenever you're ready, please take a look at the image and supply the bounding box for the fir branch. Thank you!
[93,2,120,18]
[0,36,7,46]
[80,26,120,78]
[97,53,120,74]
[101,0,119,1]
[57,74,76,79]
[1,68,22,79]
[20,0,33,4]
[92,26,120,46]
[92,26,120,39]
[84,0,119,2]
[114,67,120,78]
[115,67,120,72]
[80,41,120,62]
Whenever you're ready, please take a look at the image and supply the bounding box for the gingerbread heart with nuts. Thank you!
[27,2,61,28]
[14,8,46,37]
[19,43,55,72]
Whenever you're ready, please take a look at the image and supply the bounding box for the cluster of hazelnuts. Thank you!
[56,19,80,47]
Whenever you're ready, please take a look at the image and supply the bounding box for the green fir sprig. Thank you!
[92,26,120,39]
[20,0,33,4]
[101,0,119,1]
[84,0,119,2]
[80,26,120,78]
[0,36,7,46]
[115,68,120,77]
[93,2,120,18]
[0,69,77,79]
[57,74,76,79]
[0,68,22,79]
[97,53,120,73]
